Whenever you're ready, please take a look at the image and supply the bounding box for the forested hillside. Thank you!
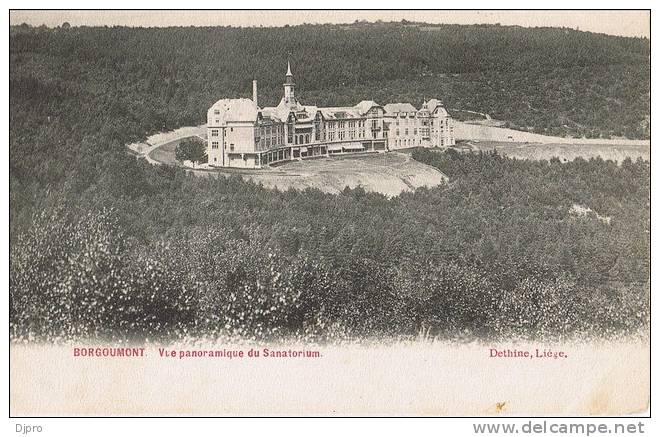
[11,22,650,144]
[9,22,650,342]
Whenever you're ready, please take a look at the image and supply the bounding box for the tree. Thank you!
[175,138,207,167]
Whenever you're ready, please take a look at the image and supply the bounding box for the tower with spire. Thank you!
[283,61,296,105]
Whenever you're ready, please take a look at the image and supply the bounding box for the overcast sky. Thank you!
[9,10,650,38]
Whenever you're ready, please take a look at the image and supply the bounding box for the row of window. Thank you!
[211,141,235,152]
[393,127,454,138]
[323,119,374,130]
[394,118,446,126]
[211,119,417,140]
[257,125,283,135]
[395,128,418,136]
[212,131,397,152]
[394,138,422,147]
[211,127,235,137]
[212,119,269,128]
[211,116,446,132]
[392,137,449,147]
[258,136,284,148]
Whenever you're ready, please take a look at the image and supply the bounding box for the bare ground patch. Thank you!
[243,153,448,197]
[454,121,649,146]
[466,141,650,162]
[153,148,448,197]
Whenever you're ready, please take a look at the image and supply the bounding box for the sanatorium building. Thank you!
[207,62,455,168]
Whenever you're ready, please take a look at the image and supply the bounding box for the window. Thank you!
[211,129,219,137]
[211,141,219,149]
[214,110,220,115]
[414,128,418,135]
[396,129,400,136]
[230,144,235,152]
[405,128,409,136]
[230,127,234,132]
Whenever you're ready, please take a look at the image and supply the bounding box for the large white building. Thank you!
[207,62,455,168]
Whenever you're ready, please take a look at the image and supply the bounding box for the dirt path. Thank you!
[126,124,206,165]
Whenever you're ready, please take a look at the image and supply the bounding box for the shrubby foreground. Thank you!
[10,151,649,343]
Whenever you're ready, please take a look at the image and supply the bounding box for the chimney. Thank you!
[252,80,258,106]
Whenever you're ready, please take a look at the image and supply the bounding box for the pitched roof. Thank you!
[318,107,361,119]
[426,99,441,113]
[354,100,381,115]
[425,99,448,116]
[208,98,259,123]
[383,103,417,114]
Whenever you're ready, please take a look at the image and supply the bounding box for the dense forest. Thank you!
[9,22,650,342]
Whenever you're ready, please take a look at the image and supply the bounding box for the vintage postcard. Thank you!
[8,9,651,419]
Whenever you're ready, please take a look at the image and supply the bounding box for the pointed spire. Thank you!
[286,60,292,76]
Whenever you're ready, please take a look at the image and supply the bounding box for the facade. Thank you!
[207,62,455,168]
